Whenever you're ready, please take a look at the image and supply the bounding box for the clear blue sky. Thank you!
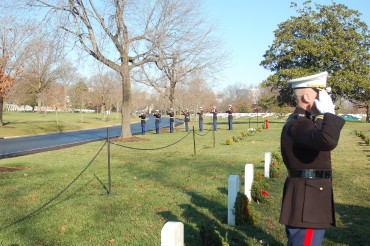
[203,0,370,92]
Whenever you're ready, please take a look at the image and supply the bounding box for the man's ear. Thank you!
[302,93,310,103]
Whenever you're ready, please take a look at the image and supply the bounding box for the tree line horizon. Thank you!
[0,0,369,134]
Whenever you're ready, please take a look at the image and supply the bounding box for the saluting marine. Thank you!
[279,71,345,245]
[138,112,146,135]
[153,110,161,134]
[197,106,204,131]
[210,106,218,131]
[226,105,233,130]
[182,108,190,132]
[168,108,175,133]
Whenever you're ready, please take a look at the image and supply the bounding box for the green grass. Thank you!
[0,111,124,138]
[0,115,369,245]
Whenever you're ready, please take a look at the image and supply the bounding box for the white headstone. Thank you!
[244,164,254,201]
[264,152,271,178]
[161,221,184,246]
[228,175,240,226]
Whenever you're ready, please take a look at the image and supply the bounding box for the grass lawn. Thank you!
[0,111,124,138]
[0,114,369,245]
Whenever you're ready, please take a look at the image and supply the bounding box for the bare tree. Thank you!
[19,0,206,138]
[135,1,227,110]
[88,70,119,121]
[185,73,217,114]
[0,16,36,125]
[44,82,65,124]
[70,78,89,122]
[20,35,68,113]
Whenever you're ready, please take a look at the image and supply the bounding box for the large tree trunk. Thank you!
[169,80,175,109]
[366,104,369,123]
[120,71,132,138]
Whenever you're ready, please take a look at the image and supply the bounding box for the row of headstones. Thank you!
[161,152,273,246]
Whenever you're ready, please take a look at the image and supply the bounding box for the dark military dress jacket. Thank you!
[226,109,233,120]
[197,110,203,121]
[154,113,161,123]
[279,107,345,229]
[139,114,146,124]
[183,112,190,122]
[211,110,218,120]
[168,112,175,122]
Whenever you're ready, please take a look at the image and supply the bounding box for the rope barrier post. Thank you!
[212,126,215,148]
[107,128,112,195]
[192,126,196,156]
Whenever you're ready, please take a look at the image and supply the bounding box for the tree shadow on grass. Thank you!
[179,191,282,245]
[325,203,370,246]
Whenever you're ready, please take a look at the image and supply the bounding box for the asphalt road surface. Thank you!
[0,116,183,159]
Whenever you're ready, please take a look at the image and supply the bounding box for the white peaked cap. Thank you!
[156,110,159,112]
[229,105,232,107]
[288,71,328,89]
[199,106,202,109]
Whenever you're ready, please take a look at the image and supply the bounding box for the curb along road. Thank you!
[0,117,183,159]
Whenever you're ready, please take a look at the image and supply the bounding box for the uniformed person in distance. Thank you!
[168,108,175,133]
[280,71,345,245]
[226,105,233,130]
[197,106,204,131]
[210,106,218,131]
[182,108,190,132]
[138,111,146,135]
[153,110,161,134]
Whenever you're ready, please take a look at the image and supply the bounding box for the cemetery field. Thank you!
[0,111,124,138]
[0,118,369,245]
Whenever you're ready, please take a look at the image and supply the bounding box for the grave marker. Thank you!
[244,164,254,201]
[228,175,240,226]
[264,152,271,178]
[161,221,184,246]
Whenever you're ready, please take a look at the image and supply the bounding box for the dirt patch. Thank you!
[110,136,150,142]
[0,167,29,172]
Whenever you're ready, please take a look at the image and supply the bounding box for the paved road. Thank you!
[0,116,183,159]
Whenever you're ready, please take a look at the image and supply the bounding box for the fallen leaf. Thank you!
[107,239,116,244]
[59,226,67,232]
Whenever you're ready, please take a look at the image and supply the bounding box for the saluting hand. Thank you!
[314,90,335,115]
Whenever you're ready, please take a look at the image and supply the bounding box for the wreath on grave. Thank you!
[270,152,284,178]
[251,173,271,203]
[234,192,254,226]
[199,221,229,246]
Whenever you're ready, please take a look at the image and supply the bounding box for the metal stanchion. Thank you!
[193,126,196,156]
[213,127,215,148]
[102,128,116,197]
[107,128,111,194]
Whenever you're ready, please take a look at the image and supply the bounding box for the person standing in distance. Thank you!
[197,107,204,131]
[153,110,161,134]
[182,108,190,132]
[138,112,146,135]
[226,105,233,130]
[168,108,175,133]
[211,106,218,131]
[279,71,345,246]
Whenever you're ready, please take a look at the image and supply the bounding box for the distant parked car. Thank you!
[339,114,362,120]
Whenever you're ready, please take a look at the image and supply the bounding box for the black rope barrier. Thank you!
[193,126,213,136]
[0,141,107,230]
[110,130,192,151]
